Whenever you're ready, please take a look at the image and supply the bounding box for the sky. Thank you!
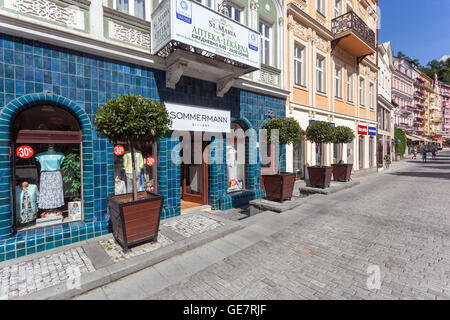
[378,0,450,66]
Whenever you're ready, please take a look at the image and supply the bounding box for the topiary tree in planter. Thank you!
[261,117,303,202]
[95,94,172,250]
[331,126,355,182]
[305,121,335,188]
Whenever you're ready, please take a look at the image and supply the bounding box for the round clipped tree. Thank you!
[95,94,172,201]
[262,117,303,174]
[332,126,355,144]
[306,121,335,145]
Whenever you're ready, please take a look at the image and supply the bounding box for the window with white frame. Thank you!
[294,44,305,86]
[335,64,342,98]
[334,0,341,17]
[116,0,146,20]
[369,83,374,109]
[259,21,272,66]
[347,71,353,102]
[226,3,244,23]
[359,77,365,106]
[317,0,325,15]
[316,55,325,93]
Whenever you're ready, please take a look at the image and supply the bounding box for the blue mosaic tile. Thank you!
[0,33,285,261]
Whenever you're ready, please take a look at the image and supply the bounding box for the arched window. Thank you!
[12,105,82,232]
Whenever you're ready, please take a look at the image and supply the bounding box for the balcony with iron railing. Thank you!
[331,11,376,59]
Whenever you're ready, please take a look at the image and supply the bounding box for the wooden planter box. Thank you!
[307,166,333,189]
[262,173,296,202]
[331,164,353,182]
[107,191,163,251]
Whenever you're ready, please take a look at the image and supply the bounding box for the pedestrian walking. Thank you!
[422,148,428,163]
[412,148,417,160]
[432,148,436,160]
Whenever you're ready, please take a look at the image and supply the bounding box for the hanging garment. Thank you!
[114,178,126,195]
[123,151,144,175]
[16,184,39,223]
[35,150,65,210]
[38,171,65,209]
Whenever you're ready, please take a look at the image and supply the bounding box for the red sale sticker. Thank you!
[114,145,125,156]
[16,146,34,159]
[146,156,156,167]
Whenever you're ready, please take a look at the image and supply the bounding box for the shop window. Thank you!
[359,136,365,169]
[226,123,247,193]
[12,105,82,232]
[293,140,304,179]
[333,143,341,164]
[113,143,157,195]
[315,143,323,166]
[261,134,276,174]
[347,141,354,164]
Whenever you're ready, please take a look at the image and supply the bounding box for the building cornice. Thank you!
[102,6,151,29]
[287,3,333,41]
[289,102,378,125]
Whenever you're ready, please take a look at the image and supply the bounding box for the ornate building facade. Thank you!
[285,0,379,178]
[0,0,289,261]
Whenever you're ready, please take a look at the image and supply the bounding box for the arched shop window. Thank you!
[113,143,157,195]
[11,105,82,232]
[226,122,247,193]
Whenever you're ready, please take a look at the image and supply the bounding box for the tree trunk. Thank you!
[278,144,282,174]
[130,143,138,201]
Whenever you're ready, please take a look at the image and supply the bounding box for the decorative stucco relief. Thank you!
[108,21,150,49]
[314,34,327,52]
[291,0,307,12]
[288,16,307,39]
[258,70,279,86]
[4,0,85,30]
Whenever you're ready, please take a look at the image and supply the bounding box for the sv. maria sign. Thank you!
[151,0,261,69]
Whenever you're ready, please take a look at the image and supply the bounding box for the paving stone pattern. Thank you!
[0,247,95,300]
[147,154,450,300]
[162,214,224,238]
[100,234,174,263]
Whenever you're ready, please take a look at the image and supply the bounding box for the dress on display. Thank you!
[35,148,65,209]
[123,151,144,192]
[15,184,39,223]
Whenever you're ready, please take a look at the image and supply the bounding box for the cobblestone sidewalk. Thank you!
[1,247,95,300]
[0,213,227,300]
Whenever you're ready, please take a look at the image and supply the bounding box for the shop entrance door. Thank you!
[181,136,208,206]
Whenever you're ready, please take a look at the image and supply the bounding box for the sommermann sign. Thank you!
[151,0,260,69]
[165,102,231,133]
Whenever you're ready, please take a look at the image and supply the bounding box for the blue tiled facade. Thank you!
[0,33,285,262]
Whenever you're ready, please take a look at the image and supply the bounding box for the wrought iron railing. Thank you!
[331,11,376,49]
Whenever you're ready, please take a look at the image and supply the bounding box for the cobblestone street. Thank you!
[145,153,449,300]
[77,152,450,300]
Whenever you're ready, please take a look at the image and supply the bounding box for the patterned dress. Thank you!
[20,190,35,223]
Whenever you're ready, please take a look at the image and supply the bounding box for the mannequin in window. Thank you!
[123,150,144,192]
[35,145,65,211]
[15,180,39,224]
[114,176,126,195]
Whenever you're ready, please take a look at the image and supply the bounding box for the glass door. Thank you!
[181,135,208,204]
